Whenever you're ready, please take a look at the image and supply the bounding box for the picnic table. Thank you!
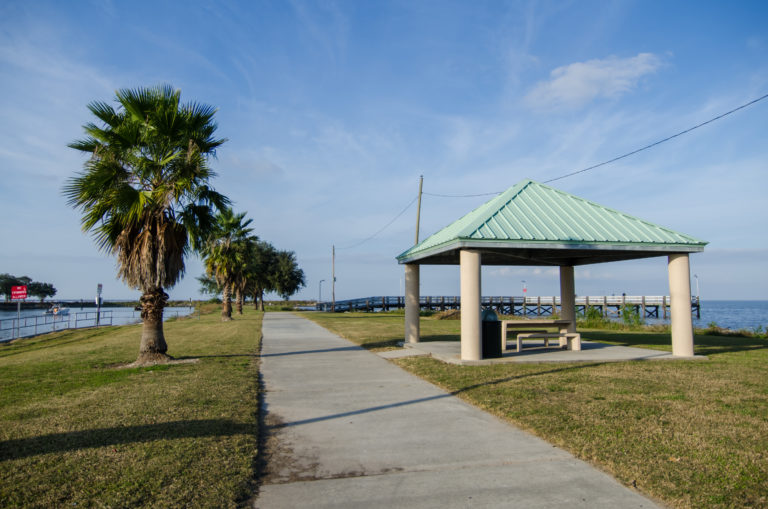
[500,319,580,352]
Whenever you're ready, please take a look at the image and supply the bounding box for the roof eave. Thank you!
[397,238,707,265]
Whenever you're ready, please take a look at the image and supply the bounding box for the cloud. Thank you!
[289,0,348,64]
[225,153,286,179]
[525,53,662,110]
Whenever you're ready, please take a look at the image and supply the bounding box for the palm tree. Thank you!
[246,240,278,311]
[196,273,221,298]
[64,85,228,364]
[203,208,255,321]
[232,237,259,315]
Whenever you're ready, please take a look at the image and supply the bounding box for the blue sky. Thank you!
[1,0,766,302]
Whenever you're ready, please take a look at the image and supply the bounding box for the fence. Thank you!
[0,308,195,343]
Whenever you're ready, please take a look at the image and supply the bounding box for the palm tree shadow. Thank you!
[0,419,255,462]
[174,354,258,360]
[270,362,603,429]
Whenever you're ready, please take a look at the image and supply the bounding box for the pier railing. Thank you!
[316,295,700,319]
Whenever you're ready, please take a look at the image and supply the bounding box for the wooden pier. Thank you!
[316,295,701,319]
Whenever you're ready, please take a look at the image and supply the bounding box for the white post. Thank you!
[460,250,482,361]
[405,264,420,343]
[559,266,576,333]
[668,254,695,357]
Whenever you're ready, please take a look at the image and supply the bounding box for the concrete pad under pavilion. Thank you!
[398,339,708,366]
[397,180,707,362]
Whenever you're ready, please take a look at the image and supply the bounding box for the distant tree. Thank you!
[202,208,254,321]
[0,274,32,301]
[64,85,228,365]
[0,274,17,301]
[246,240,278,311]
[27,282,57,302]
[232,236,259,315]
[272,250,306,300]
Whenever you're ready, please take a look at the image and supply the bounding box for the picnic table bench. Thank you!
[500,319,581,353]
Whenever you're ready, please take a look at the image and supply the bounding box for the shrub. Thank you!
[621,304,643,328]
[579,306,610,328]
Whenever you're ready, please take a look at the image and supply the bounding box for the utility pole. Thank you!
[415,175,423,244]
[331,245,336,312]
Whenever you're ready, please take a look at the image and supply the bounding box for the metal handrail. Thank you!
[0,308,193,343]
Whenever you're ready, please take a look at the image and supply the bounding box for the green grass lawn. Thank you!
[0,306,262,508]
[302,312,768,509]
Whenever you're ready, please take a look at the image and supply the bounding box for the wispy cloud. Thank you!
[525,53,663,110]
[289,0,348,64]
[225,152,286,179]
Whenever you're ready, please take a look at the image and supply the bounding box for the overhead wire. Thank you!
[335,194,419,250]
[334,92,767,248]
[423,191,503,198]
[543,92,768,184]
[422,92,768,195]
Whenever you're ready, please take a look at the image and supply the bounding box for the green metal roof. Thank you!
[397,179,707,266]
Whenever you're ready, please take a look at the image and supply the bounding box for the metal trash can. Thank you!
[481,308,502,359]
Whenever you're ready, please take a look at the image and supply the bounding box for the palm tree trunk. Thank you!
[236,287,244,315]
[137,286,170,364]
[221,284,233,321]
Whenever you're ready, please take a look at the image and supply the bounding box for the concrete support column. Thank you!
[460,250,482,361]
[405,264,420,343]
[559,266,576,333]
[668,254,695,357]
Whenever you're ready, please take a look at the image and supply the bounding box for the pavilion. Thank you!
[396,180,707,361]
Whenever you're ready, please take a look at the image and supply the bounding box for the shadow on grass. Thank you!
[270,362,602,429]
[585,331,768,356]
[0,419,255,461]
[175,354,258,360]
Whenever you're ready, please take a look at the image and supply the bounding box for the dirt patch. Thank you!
[258,413,322,485]
[113,357,200,369]
[434,309,460,320]
[257,412,406,487]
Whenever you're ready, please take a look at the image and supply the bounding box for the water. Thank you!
[693,300,768,331]
[0,306,196,342]
[619,300,767,332]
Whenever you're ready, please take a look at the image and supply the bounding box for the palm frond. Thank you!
[64,84,228,292]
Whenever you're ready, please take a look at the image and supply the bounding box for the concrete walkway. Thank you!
[255,313,659,508]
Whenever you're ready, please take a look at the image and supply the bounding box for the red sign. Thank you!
[11,285,27,300]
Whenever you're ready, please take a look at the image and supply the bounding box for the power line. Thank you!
[336,194,419,250]
[334,92,767,248]
[423,191,502,198]
[544,92,768,184]
[422,92,768,194]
